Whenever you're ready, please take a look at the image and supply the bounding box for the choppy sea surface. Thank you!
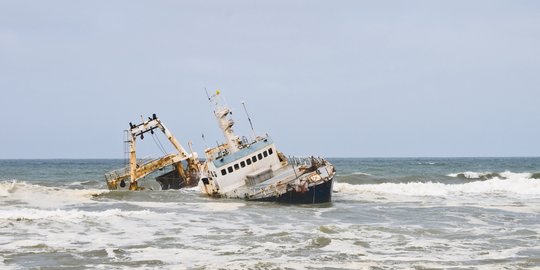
[1,158,539,269]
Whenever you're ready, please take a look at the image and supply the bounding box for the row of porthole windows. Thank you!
[220,148,274,176]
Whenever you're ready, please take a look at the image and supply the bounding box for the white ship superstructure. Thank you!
[199,91,335,203]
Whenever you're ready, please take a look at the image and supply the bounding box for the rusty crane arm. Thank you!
[105,114,200,190]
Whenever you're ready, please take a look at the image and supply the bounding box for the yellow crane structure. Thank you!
[105,114,201,190]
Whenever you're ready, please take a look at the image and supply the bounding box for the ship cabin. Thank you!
[204,136,283,194]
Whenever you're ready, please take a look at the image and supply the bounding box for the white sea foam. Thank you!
[0,256,16,270]
[447,171,532,179]
[499,171,532,179]
[334,177,540,197]
[352,172,372,176]
[0,180,108,208]
[184,186,200,192]
[68,181,82,186]
[417,162,437,165]
[0,207,180,254]
[186,202,246,212]
[447,171,491,179]
[0,208,155,221]
[126,201,181,209]
[105,247,117,258]
[0,180,18,197]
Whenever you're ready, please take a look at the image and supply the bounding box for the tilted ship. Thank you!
[104,91,335,204]
[198,91,335,203]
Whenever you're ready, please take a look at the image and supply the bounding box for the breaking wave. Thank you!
[0,180,108,207]
[352,172,372,176]
[416,162,439,165]
[0,208,155,221]
[447,171,532,180]
[334,177,540,197]
[0,180,16,197]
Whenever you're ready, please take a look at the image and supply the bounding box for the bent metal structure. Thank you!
[104,114,201,191]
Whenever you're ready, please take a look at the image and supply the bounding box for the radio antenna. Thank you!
[201,133,208,150]
[204,88,211,101]
[241,101,256,139]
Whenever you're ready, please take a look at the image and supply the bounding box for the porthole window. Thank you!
[246,159,252,165]
[252,156,257,163]
[268,148,273,155]
[263,151,268,158]
[221,169,227,176]
[228,166,233,173]
[258,153,263,160]
[234,164,240,170]
[240,161,246,168]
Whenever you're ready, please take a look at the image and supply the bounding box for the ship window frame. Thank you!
[268,148,273,155]
[221,169,227,176]
[240,161,246,168]
[228,166,233,173]
[246,158,252,165]
[234,163,240,170]
[263,150,268,158]
[258,153,263,160]
[252,156,257,163]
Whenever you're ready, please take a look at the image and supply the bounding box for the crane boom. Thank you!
[105,114,200,190]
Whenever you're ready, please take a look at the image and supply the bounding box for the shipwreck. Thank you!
[104,91,336,204]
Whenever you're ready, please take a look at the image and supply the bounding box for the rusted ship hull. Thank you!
[250,177,334,204]
[155,168,198,190]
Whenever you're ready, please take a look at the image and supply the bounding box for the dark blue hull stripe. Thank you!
[250,177,334,204]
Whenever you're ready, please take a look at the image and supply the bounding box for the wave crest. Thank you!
[0,180,17,197]
[0,208,154,221]
[351,172,372,176]
[0,180,108,208]
[334,177,540,197]
[447,171,532,180]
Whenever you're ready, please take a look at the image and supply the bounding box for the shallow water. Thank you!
[1,158,539,269]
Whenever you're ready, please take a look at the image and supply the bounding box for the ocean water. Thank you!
[1,158,539,269]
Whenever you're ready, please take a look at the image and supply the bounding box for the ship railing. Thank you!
[104,156,155,182]
[136,155,161,167]
[287,156,326,167]
[104,166,129,181]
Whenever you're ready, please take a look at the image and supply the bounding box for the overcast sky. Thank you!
[1,1,539,158]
